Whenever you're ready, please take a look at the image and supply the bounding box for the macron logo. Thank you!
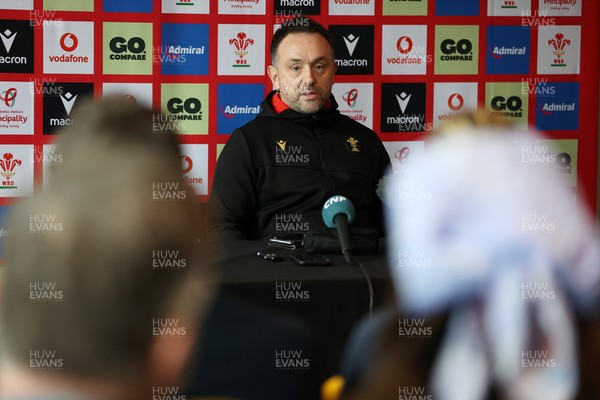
[343,34,359,57]
[395,92,411,114]
[1,29,17,53]
[60,92,78,116]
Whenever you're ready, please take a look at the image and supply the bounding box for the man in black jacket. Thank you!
[208,18,391,241]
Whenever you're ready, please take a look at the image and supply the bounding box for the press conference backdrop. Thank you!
[0,0,598,246]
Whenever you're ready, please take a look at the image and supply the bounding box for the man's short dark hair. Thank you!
[270,18,334,65]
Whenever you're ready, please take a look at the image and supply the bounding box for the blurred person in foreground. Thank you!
[208,18,390,242]
[331,112,600,400]
[0,97,214,400]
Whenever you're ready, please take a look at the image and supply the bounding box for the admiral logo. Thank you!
[167,97,202,120]
[220,105,260,119]
[217,83,263,134]
[330,25,373,74]
[535,82,578,131]
[440,39,473,61]
[539,102,575,115]
[109,36,147,61]
[548,32,570,67]
[275,142,309,165]
[0,21,34,73]
[229,32,254,68]
[491,95,523,118]
[382,83,426,132]
[490,46,526,58]
[160,23,209,75]
[0,152,22,189]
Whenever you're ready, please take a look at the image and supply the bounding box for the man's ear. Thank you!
[267,65,279,90]
[146,320,198,387]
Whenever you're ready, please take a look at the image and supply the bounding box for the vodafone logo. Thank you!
[397,36,413,54]
[60,33,78,52]
[181,155,193,174]
[447,93,464,111]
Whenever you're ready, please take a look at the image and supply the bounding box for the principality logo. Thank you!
[395,147,410,165]
[397,36,413,54]
[229,32,254,68]
[59,33,78,52]
[0,153,22,188]
[342,88,358,107]
[548,33,570,67]
[0,87,17,108]
[1,29,17,53]
[447,93,464,111]
[276,140,286,151]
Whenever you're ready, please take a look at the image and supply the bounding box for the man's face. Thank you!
[268,32,336,114]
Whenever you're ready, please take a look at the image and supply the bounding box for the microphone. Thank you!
[322,195,356,264]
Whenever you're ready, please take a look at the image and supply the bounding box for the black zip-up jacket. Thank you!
[207,91,391,241]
